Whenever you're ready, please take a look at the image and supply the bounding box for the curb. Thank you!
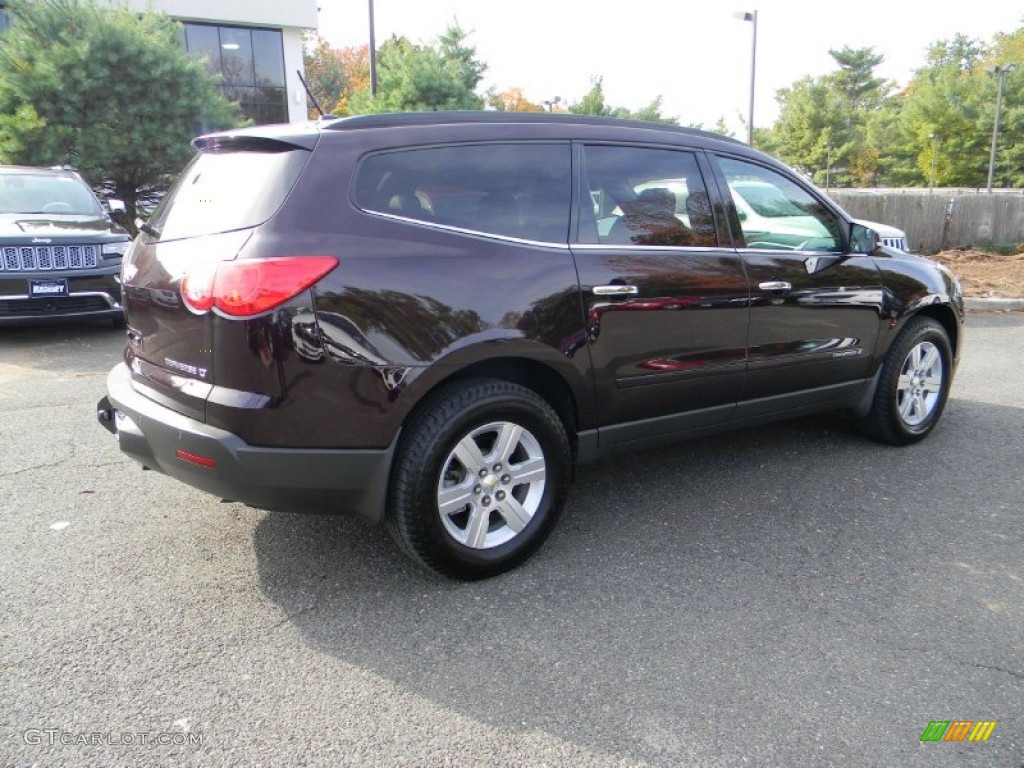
[964,297,1024,312]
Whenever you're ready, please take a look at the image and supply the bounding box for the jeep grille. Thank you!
[0,245,99,271]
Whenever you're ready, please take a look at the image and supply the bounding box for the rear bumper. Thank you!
[99,363,396,524]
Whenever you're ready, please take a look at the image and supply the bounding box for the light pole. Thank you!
[825,142,831,190]
[368,0,378,97]
[986,63,1017,192]
[736,10,758,146]
[929,132,937,190]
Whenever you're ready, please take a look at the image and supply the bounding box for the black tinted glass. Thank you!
[184,24,221,76]
[581,146,717,247]
[148,149,309,241]
[355,144,571,243]
[219,27,255,86]
[183,23,287,124]
[253,29,286,87]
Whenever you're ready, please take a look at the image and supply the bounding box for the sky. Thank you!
[316,1,1022,134]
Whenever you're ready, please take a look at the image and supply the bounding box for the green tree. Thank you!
[828,46,890,112]
[626,95,678,125]
[770,47,894,186]
[569,75,613,117]
[761,24,1024,188]
[899,35,990,186]
[827,47,892,184]
[711,116,737,139]
[569,76,677,124]
[862,101,916,186]
[0,0,239,224]
[347,23,486,113]
[770,76,852,185]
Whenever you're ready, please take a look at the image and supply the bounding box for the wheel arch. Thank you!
[910,303,961,359]
[406,356,583,450]
[854,304,960,419]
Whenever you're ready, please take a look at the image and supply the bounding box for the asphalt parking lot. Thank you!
[1,314,1021,767]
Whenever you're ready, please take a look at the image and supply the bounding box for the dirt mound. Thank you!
[927,249,1024,298]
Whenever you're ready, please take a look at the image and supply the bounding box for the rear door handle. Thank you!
[592,284,639,296]
[758,281,791,292]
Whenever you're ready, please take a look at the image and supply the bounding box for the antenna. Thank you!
[296,69,325,118]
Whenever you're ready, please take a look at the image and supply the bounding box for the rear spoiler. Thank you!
[192,132,319,153]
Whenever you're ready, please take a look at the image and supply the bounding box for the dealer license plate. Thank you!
[28,279,69,298]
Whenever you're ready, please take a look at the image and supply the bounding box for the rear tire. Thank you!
[858,316,952,445]
[386,378,571,579]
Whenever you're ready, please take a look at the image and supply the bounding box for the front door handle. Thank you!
[592,284,639,296]
[758,281,792,292]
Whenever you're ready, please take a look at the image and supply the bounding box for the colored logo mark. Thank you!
[920,721,997,742]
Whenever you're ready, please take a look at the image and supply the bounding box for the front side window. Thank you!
[354,143,571,243]
[580,145,717,247]
[716,157,843,252]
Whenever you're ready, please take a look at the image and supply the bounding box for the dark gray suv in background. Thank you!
[0,165,130,325]
[97,113,964,578]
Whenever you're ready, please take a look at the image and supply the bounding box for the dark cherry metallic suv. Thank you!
[97,113,964,578]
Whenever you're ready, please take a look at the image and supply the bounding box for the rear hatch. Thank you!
[122,131,316,421]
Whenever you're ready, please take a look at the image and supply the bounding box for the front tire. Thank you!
[386,378,571,579]
[859,316,952,445]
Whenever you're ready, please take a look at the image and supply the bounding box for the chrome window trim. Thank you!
[359,208,571,250]
[570,243,728,254]
[735,247,844,256]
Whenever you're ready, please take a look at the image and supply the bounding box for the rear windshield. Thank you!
[0,173,102,215]
[148,148,309,241]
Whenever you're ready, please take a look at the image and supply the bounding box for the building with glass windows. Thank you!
[0,0,319,125]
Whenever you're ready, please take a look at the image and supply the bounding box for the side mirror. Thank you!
[850,222,878,254]
[736,209,747,222]
[107,198,127,215]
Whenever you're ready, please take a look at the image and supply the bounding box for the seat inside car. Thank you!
[608,187,693,245]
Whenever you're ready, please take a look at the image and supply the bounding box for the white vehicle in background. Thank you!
[854,219,909,251]
[729,179,910,251]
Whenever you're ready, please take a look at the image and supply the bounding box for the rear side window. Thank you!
[354,143,571,243]
[148,148,309,241]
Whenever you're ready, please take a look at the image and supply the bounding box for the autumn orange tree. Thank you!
[334,45,370,114]
[302,35,345,118]
[302,36,371,117]
[485,87,544,112]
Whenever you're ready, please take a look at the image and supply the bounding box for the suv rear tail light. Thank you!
[181,256,338,317]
